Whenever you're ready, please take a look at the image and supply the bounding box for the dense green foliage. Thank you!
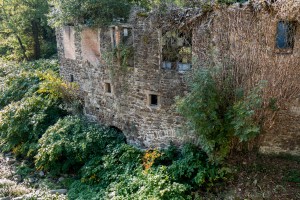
[66,142,229,199]
[105,167,189,200]
[158,144,230,188]
[49,0,134,27]
[80,143,142,186]
[0,95,65,158]
[0,60,60,109]
[176,66,263,162]
[0,60,67,158]
[48,0,245,28]
[0,59,230,199]
[35,116,125,174]
[0,0,56,60]
[0,72,39,109]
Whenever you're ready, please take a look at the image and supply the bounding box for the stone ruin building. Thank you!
[57,1,300,155]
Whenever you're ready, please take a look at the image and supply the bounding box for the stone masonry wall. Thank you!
[193,5,300,155]
[57,4,300,154]
[57,22,192,148]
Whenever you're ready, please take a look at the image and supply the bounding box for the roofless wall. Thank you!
[57,2,300,155]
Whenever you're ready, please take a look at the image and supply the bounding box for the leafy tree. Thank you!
[49,0,134,27]
[0,0,56,60]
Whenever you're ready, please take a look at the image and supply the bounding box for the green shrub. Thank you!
[68,180,106,200]
[157,143,231,190]
[35,116,126,174]
[0,95,66,158]
[0,72,40,109]
[38,70,83,114]
[105,167,190,200]
[0,59,60,109]
[176,66,263,162]
[49,0,133,27]
[80,144,142,186]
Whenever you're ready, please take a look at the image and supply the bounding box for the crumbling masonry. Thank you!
[57,2,300,155]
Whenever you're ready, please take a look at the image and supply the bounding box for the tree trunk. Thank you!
[15,34,28,61]
[31,20,41,60]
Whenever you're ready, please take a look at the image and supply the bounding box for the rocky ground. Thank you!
[0,153,68,200]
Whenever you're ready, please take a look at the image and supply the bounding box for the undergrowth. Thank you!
[0,59,231,199]
[176,64,264,162]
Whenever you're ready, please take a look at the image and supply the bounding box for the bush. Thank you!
[176,66,263,161]
[49,0,133,27]
[156,143,231,190]
[0,95,66,158]
[38,70,83,114]
[0,59,59,109]
[35,116,126,174]
[68,167,189,200]
[0,59,82,159]
[105,167,189,200]
[0,72,40,109]
[68,180,106,200]
[80,144,142,186]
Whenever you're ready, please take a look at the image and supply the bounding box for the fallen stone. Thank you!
[58,177,65,182]
[12,197,23,200]
[24,177,35,184]
[4,152,12,157]
[28,177,36,183]
[6,157,16,165]
[13,175,22,182]
[50,189,67,195]
[38,171,45,177]
[108,191,115,198]
[0,197,11,200]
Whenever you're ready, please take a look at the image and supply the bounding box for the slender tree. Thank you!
[0,0,54,60]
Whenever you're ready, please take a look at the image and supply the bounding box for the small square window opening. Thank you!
[150,94,158,106]
[105,83,112,93]
[70,74,74,82]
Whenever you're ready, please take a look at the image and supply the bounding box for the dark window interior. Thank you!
[150,94,158,106]
[105,83,111,93]
[276,21,296,49]
[112,28,117,48]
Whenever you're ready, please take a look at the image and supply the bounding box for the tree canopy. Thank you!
[0,0,56,60]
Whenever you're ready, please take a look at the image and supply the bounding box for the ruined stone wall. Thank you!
[57,4,300,154]
[57,21,192,148]
[193,4,300,155]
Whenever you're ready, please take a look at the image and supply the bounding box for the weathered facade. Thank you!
[57,2,300,155]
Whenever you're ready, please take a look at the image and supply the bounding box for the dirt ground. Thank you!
[200,153,300,200]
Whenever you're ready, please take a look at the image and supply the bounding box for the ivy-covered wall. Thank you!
[57,3,300,155]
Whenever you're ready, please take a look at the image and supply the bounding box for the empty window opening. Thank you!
[111,26,134,67]
[122,27,132,44]
[276,21,296,51]
[161,30,192,71]
[70,74,74,82]
[150,94,158,106]
[105,83,112,93]
[81,28,101,66]
[112,28,117,48]
[62,26,76,60]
